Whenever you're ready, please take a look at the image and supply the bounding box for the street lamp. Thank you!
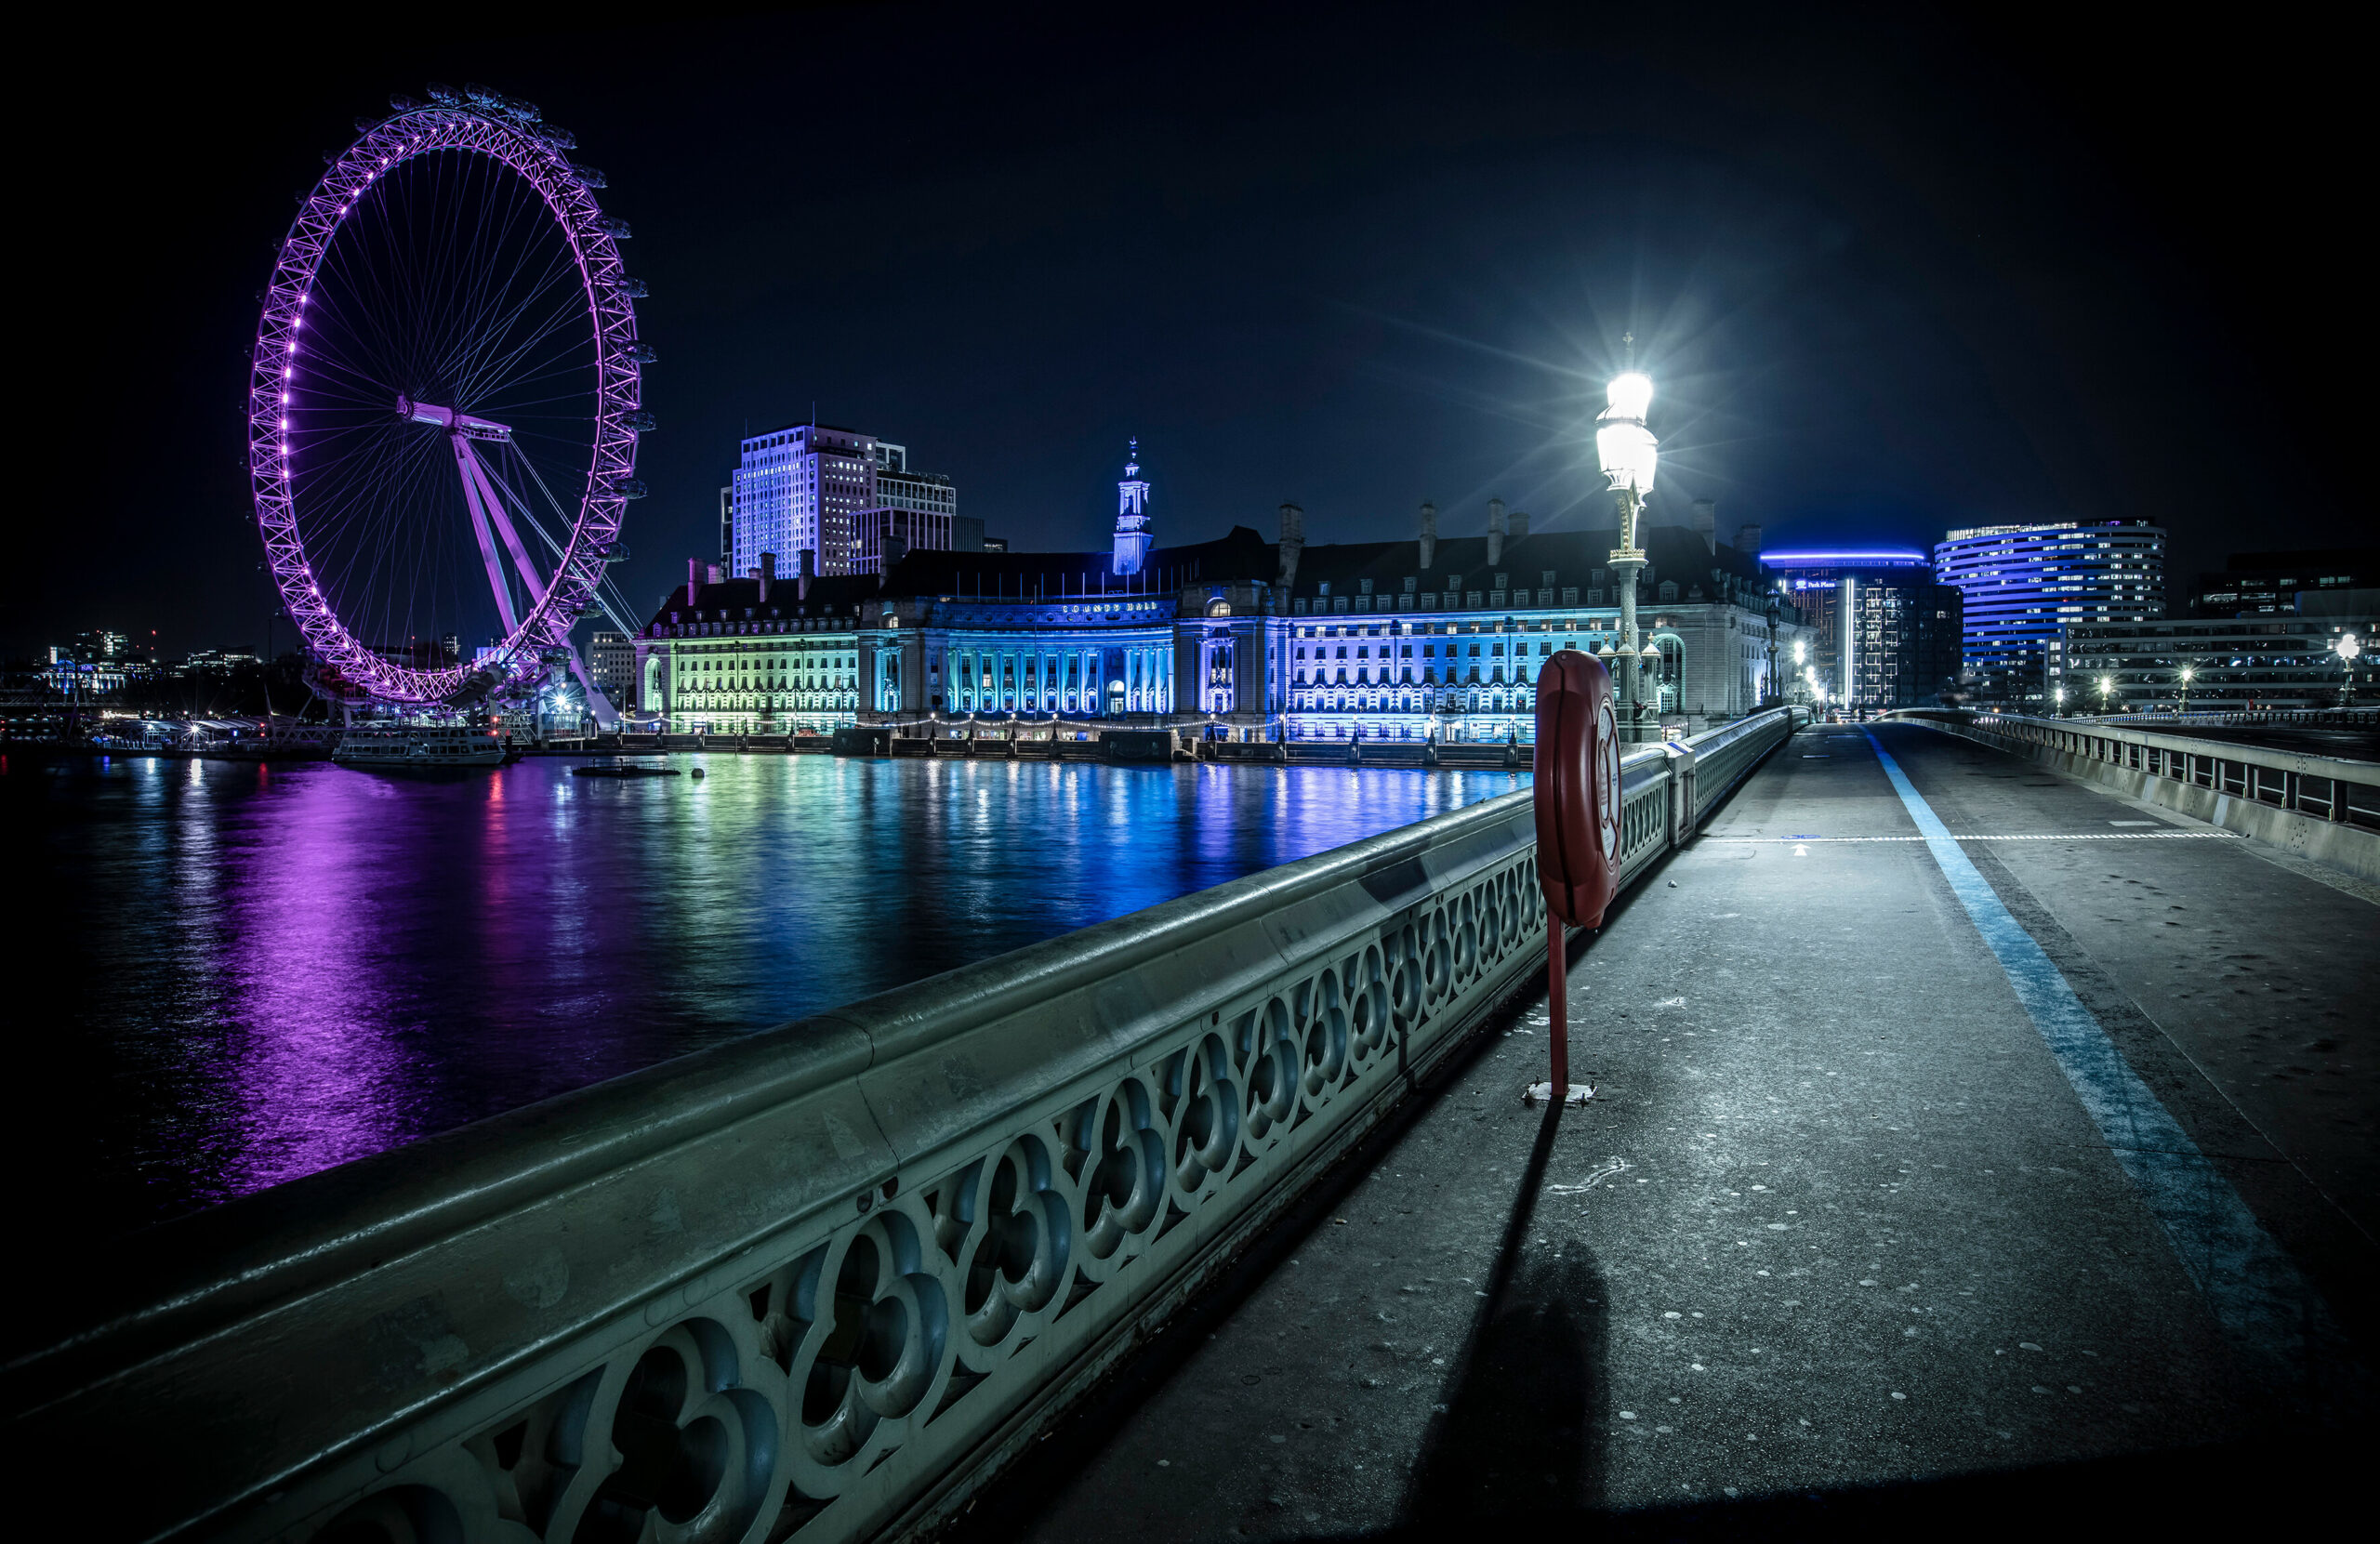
[2054,685,2067,717]
[1595,335,1659,742]
[2177,664,2195,715]
[2336,633,2361,706]
[2097,673,2116,716]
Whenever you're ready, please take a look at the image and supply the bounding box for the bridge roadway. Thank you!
[968,720,2376,1537]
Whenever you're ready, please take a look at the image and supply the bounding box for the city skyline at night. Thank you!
[17,7,2366,661]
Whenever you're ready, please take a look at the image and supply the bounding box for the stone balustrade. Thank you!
[1894,708,2379,880]
[6,710,1799,1543]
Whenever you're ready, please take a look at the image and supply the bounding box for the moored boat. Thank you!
[332,721,508,770]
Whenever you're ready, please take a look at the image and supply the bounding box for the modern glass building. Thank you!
[1760,550,1964,709]
[1932,521,2165,705]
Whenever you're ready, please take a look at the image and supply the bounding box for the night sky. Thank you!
[16,5,2362,657]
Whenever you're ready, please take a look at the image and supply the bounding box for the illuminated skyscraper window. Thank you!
[1932,521,2166,704]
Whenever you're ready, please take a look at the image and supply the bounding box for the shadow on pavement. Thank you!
[1404,1097,1608,1521]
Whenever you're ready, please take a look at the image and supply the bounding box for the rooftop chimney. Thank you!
[798,549,815,601]
[1486,498,1507,566]
[687,557,704,607]
[1508,509,1530,541]
[760,550,775,602]
[1277,502,1305,595]
[1736,523,1762,556]
[707,563,724,587]
[1419,501,1437,570]
[1693,499,1717,554]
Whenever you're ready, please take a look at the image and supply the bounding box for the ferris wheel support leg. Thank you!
[461,442,550,610]
[453,438,520,637]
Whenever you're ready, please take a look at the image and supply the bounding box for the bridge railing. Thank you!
[1892,708,2380,830]
[7,710,1799,1544]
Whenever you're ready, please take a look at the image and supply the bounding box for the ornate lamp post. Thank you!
[2097,673,2117,717]
[1765,591,1781,708]
[1595,337,1659,743]
[2336,633,2361,706]
[2177,664,2195,715]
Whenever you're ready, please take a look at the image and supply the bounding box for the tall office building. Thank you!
[1933,521,2165,705]
[1762,549,1964,709]
[729,426,968,578]
[729,423,879,580]
[2190,547,2376,617]
[853,442,961,574]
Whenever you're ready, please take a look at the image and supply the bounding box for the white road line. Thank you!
[1701,832,2241,843]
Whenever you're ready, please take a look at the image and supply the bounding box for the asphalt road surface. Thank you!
[964,721,2376,1540]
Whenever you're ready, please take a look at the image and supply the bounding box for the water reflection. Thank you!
[9,753,1523,1236]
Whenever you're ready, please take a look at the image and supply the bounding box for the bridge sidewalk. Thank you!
[963,721,2376,1539]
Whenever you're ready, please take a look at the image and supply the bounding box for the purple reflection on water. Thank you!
[9,753,1523,1241]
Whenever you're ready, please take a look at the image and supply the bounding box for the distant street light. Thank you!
[2097,673,2116,715]
[2055,685,2067,717]
[2337,633,2361,706]
[1595,335,1659,742]
[2178,664,2195,715]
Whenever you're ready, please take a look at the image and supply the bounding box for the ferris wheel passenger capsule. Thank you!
[612,478,648,499]
[621,411,656,432]
[619,277,648,298]
[598,217,632,240]
[570,165,607,189]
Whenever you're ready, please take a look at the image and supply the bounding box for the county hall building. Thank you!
[633,449,1812,739]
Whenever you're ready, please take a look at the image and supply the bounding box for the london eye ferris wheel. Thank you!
[248,84,650,711]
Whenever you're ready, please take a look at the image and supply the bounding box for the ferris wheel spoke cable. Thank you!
[493,447,636,636]
[451,277,598,410]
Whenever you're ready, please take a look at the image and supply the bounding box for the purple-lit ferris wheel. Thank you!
[249,84,648,708]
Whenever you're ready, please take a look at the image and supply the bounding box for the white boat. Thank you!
[332,720,509,770]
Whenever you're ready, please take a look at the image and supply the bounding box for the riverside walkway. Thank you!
[982,720,2376,1537]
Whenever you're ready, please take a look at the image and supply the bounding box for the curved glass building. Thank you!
[1932,521,2165,705]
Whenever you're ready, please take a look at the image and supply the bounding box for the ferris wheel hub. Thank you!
[396,395,513,442]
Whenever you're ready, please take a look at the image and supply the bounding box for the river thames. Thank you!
[9,752,1522,1242]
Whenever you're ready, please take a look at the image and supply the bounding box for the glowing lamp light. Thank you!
[1595,367,1658,494]
[2340,633,2362,662]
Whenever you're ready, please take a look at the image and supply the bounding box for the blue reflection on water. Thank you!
[8,752,1523,1234]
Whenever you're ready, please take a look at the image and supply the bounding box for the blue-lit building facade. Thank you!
[1761,549,1964,709]
[1932,521,2166,706]
[634,458,1814,738]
